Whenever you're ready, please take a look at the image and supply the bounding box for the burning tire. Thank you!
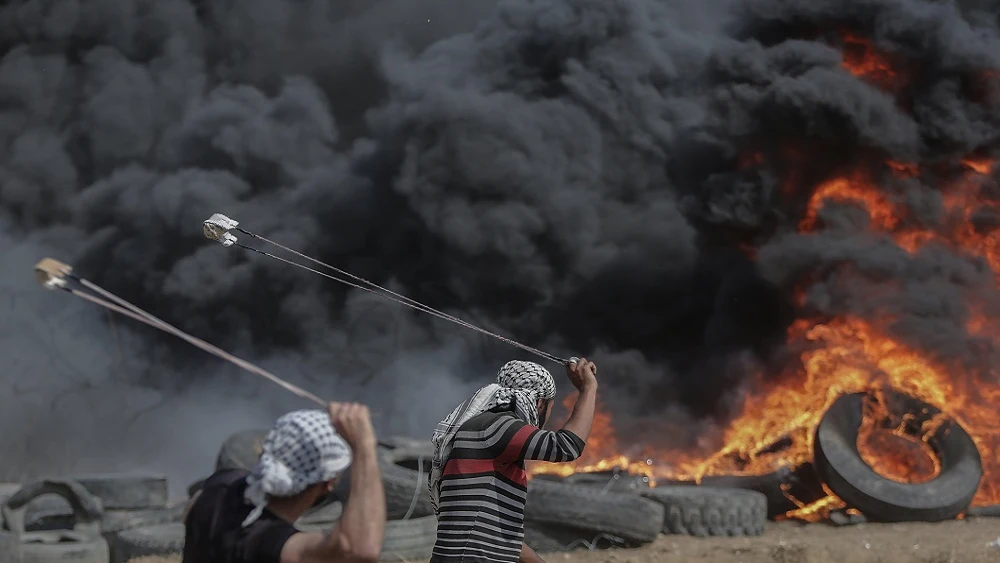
[656,464,826,519]
[524,480,664,544]
[814,391,983,522]
[640,486,767,536]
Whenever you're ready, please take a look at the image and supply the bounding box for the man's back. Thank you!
[183,469,299,563]
[431,408,585,563]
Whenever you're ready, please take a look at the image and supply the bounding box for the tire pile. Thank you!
[0,429,770,563]
[3,389,989,562]
[0,476,182,563]
[304,436,770,558]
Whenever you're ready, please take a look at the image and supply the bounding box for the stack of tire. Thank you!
[202,431,772,556]
[522,474,767,552]
[367,438,770,554]
[0,430,768,563]
[0,475,185,563]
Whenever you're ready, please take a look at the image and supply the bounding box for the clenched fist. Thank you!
[327,402,377,452]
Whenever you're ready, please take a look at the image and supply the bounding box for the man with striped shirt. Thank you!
[429,358,599,563]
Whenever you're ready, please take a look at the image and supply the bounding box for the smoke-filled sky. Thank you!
[2,0,999,493]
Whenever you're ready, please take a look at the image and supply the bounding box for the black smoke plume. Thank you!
[1,0,998,491]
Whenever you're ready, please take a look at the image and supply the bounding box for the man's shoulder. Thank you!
[203,468,251,491]
[186,469,251,527]
[460,409,525,435]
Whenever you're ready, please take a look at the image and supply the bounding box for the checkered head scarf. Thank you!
[428,360,557,513]
[242,409,352,527]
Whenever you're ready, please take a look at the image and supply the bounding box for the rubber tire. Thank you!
[640,486,766,536]
[301,515,437,562]
[100,503,186,533]
[2,480,104,536]
[562,471,652,494]
[336,447,434,520]
[0,484,90,532]
[814,391,983,522]
[110,523,184,563]
[19,531,109,563]
[524,480,664,544]
[655,464,825,519]
[69,473,169,510]
[381,448,434,519]
[215,429,269,471]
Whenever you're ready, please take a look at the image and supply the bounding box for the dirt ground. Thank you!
[132,518,1000,563]
[556,519,1000,563]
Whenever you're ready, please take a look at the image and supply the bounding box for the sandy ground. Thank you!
[556,519,1000,563]
[130,518,1000,563]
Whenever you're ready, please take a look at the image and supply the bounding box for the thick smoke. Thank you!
[2,0,999,491]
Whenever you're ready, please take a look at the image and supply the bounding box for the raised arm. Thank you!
[495,358,599,464]
[558,358,598,443]
[282,403,386,563]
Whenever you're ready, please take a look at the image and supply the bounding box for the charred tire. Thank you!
[655,464,825,519]
[524,480,664,544]
[814,392,983,523]
[215,429,268,471]
[69,473,168,510]
[110,523,184,563]
[640,486,766,537]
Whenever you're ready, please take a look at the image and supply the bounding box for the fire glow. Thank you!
[527,32,1000,520]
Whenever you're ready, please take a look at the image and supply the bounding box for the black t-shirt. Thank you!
[183,469,299,563]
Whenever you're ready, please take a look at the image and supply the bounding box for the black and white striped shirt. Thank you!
[430,409,586,563]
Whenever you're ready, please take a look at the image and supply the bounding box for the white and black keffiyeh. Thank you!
[428,360,557,513]
[242,409,352,527]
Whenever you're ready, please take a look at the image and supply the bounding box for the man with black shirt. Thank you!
[183,402,385,563]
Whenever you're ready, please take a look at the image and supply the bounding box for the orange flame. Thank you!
[528,154,1000,520]
[840,32,898,88]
